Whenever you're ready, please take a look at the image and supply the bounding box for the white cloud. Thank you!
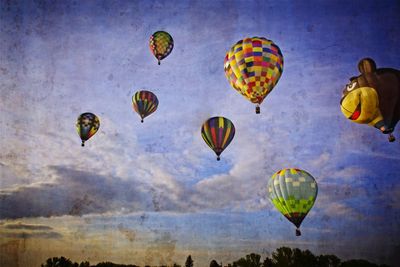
[331,166,370,180]
[324,202,359,217]
[309,152,331,168]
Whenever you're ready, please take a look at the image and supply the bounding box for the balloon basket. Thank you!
[388,134,395,142]
[296,228,301,236]
[255,106,260,114]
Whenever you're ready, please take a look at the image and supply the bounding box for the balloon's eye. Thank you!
[346,82,357,91]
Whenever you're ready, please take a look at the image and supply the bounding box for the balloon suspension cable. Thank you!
[296,228,301,236]
[255,105,260,114]
[388,133,395,142]
[81,141,85,147]
[217,156,220,161]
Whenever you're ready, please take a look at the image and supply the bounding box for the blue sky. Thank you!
[1,0,399,266]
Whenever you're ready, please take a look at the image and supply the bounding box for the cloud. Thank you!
[330,166,370,180]
[309,152,331,168]
[189,125,277,212]
[324,202,361,217]
[391,185,400,209]
[317,182,367,202]
[0,222,62,240]
[0,231,62,239]
[2,223,53,231]
[117,223,136,242]
[0,165,188,219]
[144,232,177,266]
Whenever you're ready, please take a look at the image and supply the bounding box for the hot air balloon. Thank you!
[76,112,100,147]
[340,58,400,142]
[201,117,235,161]
[224,37,283,114]
[268,168,318,236]
[132,90,159,123]
[149,31,174,65]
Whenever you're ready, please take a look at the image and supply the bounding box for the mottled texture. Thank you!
[0,0,399,266]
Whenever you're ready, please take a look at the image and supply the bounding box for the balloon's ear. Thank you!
[358,58,376,74]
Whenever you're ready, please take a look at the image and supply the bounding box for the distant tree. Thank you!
[185,255,194,267]
[95,263,139,267]
[247,253,262,267]
[293,248,317,267]
[272,247,294,267]
[96,262,111,267]
[340,259,380,267]
[262,257,274,267]
[79,261,90,267]
[210,259,221,267]
[41,257,75,267]
[317,255,341,267]
[232,253,262,267]
[292,248,302,267]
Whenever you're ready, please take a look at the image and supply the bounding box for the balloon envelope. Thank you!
[201,117,235,160]
[224,37,283,113]
[149,31,174,65]
[268,168,317,236]
[76,112,100,146]
[132,90,159,122]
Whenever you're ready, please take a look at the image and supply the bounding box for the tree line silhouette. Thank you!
[41,247,391,267]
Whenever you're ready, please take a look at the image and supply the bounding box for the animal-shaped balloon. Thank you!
[76,112,100,147]
[224,37,283,114]
[149,31,174,65]
[132,90,159,123]
[201,117,235,161]
[340,58,400,142]
[268,168,318,236]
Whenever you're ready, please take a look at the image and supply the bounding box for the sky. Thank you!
[1,0,400,266]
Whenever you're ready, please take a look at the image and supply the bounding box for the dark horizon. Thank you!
[40,246,392,267]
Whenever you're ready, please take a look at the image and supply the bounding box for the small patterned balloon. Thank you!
[149,31,174,65]
[76,112,100,147]
[132,90,159,123]
[201,117,235,161]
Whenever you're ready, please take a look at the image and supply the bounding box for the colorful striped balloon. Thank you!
[224,37,283,113]
[132,90,159,123]
[149,31,174,65]
[76,112,100,147]
[201,117,235,161]
[268,168,318,236]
